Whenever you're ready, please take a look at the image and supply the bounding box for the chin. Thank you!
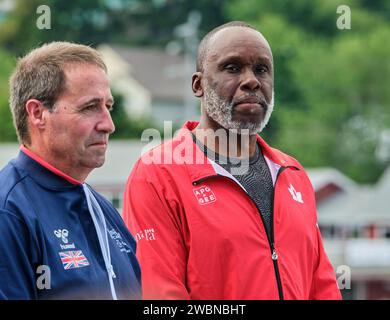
[232,111,264,123]
[94,161,105,168]
[85,157,106,169]
[229,117,263,134]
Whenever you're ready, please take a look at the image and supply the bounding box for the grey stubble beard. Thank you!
[203,84,275,135]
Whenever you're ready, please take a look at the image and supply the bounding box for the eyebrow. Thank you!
[217,54,272,66]
[77,97,115,108]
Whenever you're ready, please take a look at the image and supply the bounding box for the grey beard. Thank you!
[203,86,274,135]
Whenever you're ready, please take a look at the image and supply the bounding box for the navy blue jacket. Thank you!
[0,150,141,299]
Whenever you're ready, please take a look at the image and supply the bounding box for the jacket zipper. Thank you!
[269,167,286,300]
[193,166,293,300]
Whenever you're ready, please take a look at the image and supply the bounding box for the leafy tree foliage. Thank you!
[0,49,16,142]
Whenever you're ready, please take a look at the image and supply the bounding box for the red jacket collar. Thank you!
[181,121,299,168]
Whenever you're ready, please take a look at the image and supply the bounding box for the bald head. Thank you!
[196,21,272,72]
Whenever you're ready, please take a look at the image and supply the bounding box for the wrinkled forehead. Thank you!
[206,27,273,65]
[59,62,111,99]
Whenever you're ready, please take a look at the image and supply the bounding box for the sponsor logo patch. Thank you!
[193,185,216,205]
[135,228,156,242]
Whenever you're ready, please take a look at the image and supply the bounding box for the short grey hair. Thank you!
[196,21,258,72]
[9,41,107,144]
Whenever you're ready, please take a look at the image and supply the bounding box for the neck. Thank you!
[195,115,258,159]
[24,143,89,182]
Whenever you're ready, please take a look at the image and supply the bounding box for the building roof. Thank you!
[310,167,390,225]
[307,167,358,193]
[109,45,189,102]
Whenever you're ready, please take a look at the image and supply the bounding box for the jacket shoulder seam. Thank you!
[0,207,28,226]
[1,164,29,211]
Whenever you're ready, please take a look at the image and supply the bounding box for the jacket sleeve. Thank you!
[122,166,190,300]
[0,209,37,299]
[309,224,342,300]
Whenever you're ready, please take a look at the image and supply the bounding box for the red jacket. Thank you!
[123,121,341,300]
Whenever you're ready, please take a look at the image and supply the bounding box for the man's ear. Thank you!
[192,72,204,97]
[25,99,47,130]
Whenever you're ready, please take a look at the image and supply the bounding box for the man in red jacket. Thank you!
[123,21,342,300]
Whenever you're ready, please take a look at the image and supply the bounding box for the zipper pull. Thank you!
[109,265,117,279]
[271,243,278,261]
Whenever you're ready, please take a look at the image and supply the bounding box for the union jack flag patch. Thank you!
[59,250,90,270]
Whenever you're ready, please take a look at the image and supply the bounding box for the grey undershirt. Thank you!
[193,134,275,237]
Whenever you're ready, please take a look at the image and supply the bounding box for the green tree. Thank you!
[0,48,16,142]
[0,0,228,56]
[0,0,121,55]
[112,0,227,47]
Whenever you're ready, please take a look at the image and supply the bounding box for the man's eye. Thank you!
[255,65,269,74]
[224,64,240,73]
[82,104,97,112]
[106,105,113,112]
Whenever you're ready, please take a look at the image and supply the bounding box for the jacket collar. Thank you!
[12,146,83,190]
[175,121,299,185]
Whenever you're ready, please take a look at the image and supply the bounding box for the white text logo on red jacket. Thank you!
[193,185,216,205]
[135,228,156,242]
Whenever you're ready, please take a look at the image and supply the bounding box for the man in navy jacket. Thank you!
[0,42,141,299]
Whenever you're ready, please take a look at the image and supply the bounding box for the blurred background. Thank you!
[0,0,389,299]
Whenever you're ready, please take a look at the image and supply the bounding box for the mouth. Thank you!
[233,97,267,114]
[89,141,108,148]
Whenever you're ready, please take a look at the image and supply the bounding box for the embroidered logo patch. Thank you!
[59,250,90,270]
[193,185,216,205]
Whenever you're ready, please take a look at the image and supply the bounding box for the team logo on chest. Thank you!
[193,185,216,205]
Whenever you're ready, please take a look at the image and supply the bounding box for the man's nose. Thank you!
[240,68,261,92]
[97,106,115,134]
